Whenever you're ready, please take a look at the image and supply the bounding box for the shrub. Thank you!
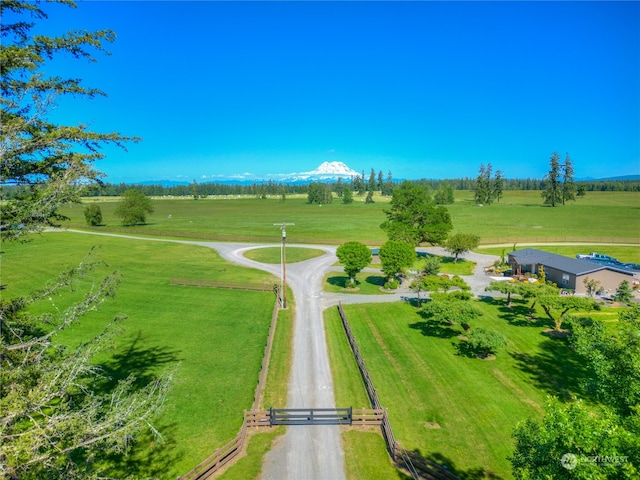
[384,279,399,290]
[466,328,507,358]
[83,204,102,226]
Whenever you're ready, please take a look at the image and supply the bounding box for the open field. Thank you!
[1,233,279,478]
[325,298,602,479]
[7,189,639,478]
[59,190,640,245]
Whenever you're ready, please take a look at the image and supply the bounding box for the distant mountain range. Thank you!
[130,162,639,186]
[137,161,362,186]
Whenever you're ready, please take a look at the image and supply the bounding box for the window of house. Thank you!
[562,273,570,286]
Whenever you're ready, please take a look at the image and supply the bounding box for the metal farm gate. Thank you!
[269,407,353,426]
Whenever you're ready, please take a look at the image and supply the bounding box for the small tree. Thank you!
[486,280,521,307]
[336,242,372,287]
[444,233,480,263]
[615,280,634,305]
[538,295,596,331]
[583,276,602,298]
[466,328,507,358]
[422,255,441,276]
[114,189,154,226]
[379,240,415,281]
[365,190,375,204]
[83,203,103,226]
[342,185,353,204]
[420,291,480,327]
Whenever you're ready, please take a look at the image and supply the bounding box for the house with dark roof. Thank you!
[508,248,636,295]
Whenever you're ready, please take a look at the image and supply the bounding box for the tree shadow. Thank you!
[454,339,477,358]
[365,275,386,287]
[410,321,460,339]
[400,449,505,480]
[327,274,358,289]
[480,297,547,328]
[95,331,182,391]
[97,421,184,478]
[509,336,591,401]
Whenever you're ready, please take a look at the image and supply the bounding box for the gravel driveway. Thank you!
[60,231,499,479]
[206,242,499,480]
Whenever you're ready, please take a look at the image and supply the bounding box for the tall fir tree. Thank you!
[542,152,562,207]
[561,153,576,205]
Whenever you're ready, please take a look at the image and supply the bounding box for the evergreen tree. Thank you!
[0,2,171,477]
[542,152,563,207]
[365,190,375,203]
[382,170,394,196]
[493,169,504,203]
[0,0,140,240]
[335,177,344,197]
[342,185,353,204]
[368,168,377,192]
[473,163,494,205]
[377,170,384,191]
[561,153,576,205]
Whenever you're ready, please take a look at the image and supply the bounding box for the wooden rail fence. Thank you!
[337,302,460,480]
[170,278,275,292]
[179,408,385,480]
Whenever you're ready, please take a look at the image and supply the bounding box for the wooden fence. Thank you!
[179,406,385,480]
[337,303,460,480]
[170,278,275,292]
[178,301,278,480]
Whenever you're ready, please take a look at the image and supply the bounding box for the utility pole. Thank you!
[274,223,294,308]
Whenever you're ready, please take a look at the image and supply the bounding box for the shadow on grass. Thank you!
[98,422,183,479]
[401,449,505,480]
[365,275,386,287]
[481,297,548,328]
[96,331,182,390]
[410,321,461,339]
[510,336,591,401]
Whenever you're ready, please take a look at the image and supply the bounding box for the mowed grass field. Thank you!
[1,233,281,478]
[325,299,598,479]
[58,190,640,246]
[7,190,640,478]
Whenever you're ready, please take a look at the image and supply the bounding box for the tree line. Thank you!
[4,175,636,204]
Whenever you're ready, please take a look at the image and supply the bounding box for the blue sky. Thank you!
[28,1,640,182]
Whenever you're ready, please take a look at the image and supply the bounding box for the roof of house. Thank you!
[508,248,633,276]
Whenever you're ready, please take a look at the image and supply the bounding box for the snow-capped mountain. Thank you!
[136,162,362,185]
[304,161,360,177]
[275,161,360,181]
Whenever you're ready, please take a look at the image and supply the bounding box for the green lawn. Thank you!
[324,272,391,294]
[243,246,325,263]
[2,233,280,478]
[325,299,598,479]
[58,190,640,245]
